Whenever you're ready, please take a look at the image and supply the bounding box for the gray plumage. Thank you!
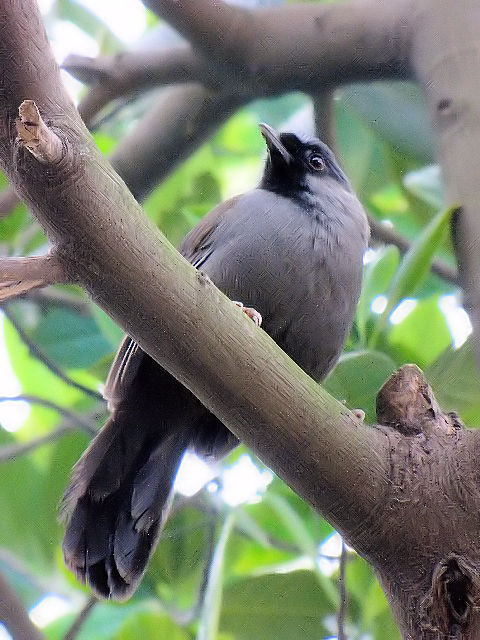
[61,124,369,599]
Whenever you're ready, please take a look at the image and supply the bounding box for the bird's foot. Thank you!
[233,301,262,327]
[352,408,365,422]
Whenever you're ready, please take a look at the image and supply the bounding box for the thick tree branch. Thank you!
[0,570,44,640]
[144,0,250,63]
[110,85,247,201]
[148,0,413,91]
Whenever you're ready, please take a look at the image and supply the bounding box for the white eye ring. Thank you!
[309,154,325,171]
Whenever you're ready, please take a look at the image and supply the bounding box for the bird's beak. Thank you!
[259,123,292,164]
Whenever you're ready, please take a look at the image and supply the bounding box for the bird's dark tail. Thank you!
[60,406,189,600]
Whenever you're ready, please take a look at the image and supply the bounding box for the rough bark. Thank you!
[1,0,480,638]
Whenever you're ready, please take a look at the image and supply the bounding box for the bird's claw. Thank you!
[233,301,263,327]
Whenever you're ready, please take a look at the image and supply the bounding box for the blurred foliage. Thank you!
[0,1,477,639]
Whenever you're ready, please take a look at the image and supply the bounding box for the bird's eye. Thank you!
[308,154,325,171]
[308,153,325,171]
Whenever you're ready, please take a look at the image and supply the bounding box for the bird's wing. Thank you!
[104,335,145,408]
[179,195,241,268]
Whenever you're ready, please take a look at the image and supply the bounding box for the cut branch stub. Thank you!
[0,253,69,301]
[16,100,64,164]
[376,363,460,436]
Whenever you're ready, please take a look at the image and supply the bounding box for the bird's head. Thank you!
[259,123,351,204]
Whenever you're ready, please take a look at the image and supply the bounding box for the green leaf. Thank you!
[370,205,457,345]
[93,132,117,155]
[89,303,124,349]
[388,295,451,369]
[197,512,237,640]
[55,0,122,52]
[403,165,443,209]
[44,601,155,640]
[263,494,317,558]
[149,506,210,592]
[116,609,191,640]
[339,82,433,163]
[4,316,95,439]
[219,571,331,640]
[356,245,400,344]
[244,481,333,549]
[31,308,113,369]
[325,350,397,422]
[427,338,480,426]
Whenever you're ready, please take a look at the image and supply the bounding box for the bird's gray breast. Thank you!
[201,189,367,381]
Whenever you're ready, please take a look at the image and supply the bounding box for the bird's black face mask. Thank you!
[259,123,351,202]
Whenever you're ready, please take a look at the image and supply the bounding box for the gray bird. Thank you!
[61,123,369,600]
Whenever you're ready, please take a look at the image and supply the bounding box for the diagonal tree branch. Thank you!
[4,2,480,636]
[0,570,44,640]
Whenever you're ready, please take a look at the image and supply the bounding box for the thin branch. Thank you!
[367,213,459,285]
[62,597,97,640]
[0,570,44,640]
[2,307,104,401]
[0,423,75,463]
[161,509,218,626]
[0,253,69,301]
[192,514,217,619]
[313,90,337,153]
[0,186,20,218]
[337,540,348,640]
[0,394,99,433]
[27,287,89,313]
[63,46,208,93]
